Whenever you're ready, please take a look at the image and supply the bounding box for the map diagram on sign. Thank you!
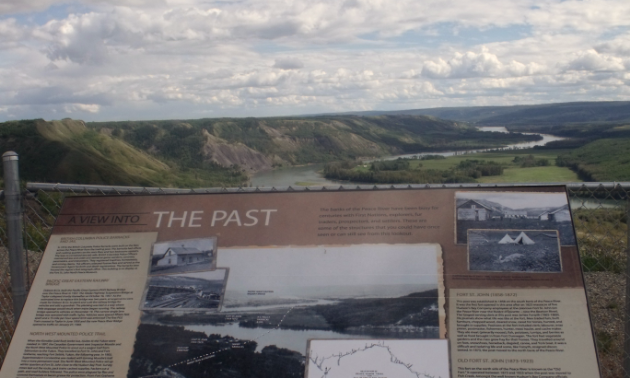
[306,339,450,378]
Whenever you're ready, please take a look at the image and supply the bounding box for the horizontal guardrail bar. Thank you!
[26,181,630,194]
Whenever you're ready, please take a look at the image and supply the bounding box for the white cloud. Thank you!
[421,49,545,79]
[65,103,100,113]
[564,49,626,72]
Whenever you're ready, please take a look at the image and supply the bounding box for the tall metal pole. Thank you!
[3,151,27,325]
[625,200,630,378]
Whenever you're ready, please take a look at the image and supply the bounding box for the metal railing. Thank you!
[1,159,629,377]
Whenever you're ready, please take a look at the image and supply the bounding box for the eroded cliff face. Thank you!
[256,120,389,165]
[200,130,272,172]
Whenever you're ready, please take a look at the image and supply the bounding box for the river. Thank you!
[250,127,565,187]
[185,322,371,353]
[184,322,439,354]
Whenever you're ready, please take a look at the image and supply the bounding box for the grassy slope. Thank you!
[37,119,170,185]
[478,166,579,183]
[557,138,630,181]
[0,119,247,187]
[573,208,628,272]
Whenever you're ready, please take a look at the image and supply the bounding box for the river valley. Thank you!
[250,127,565,187]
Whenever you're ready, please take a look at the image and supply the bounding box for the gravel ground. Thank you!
[585,271,626,378]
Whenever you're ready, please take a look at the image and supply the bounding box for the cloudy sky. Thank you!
[1,0,629,121]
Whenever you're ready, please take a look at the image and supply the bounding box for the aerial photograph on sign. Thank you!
[306,339,450,378]
[149,237,216,275]
[455,191,576,245]
[141,269,227,311]
[468,229,562,272]
[127,244,444,378]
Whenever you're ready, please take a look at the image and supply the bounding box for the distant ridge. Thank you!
[323,101,630,129]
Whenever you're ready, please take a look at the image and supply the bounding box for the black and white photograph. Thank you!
[141,269,227,311]
[150,237,216,275]
[127,244,444,378]
[455,191,576,245]
[468,229,562,272]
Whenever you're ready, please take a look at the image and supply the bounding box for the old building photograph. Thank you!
[455,191,576,245]
[150,237,216,275]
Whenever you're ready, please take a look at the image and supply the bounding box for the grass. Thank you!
[338,148,581,184]
[573,208,628,274]
[596,331,615,355]
[406,149,582,183]
[477,166,580,183]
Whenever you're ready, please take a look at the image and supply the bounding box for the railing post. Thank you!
[625,200,630,377]
[3,151,27,325]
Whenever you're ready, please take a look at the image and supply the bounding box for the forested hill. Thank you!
[90,115,537,171]
[343,101,630,133]
[0,115,538,186]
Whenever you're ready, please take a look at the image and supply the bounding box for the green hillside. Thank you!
[0,115,540,187]
[0,119,247,187]
[91,115,538,169]
[557,138,630,181]
[2,114,629,187]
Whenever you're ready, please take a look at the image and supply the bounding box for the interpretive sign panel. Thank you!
[0,186,599,378]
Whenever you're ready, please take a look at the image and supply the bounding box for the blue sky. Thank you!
[0,0,629,121]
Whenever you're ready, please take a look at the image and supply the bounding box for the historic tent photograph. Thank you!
[455,191,576,245]
[150,237,216,275]
[468,229,562,272]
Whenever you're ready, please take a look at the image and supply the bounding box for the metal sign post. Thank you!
[3,151,27,325]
